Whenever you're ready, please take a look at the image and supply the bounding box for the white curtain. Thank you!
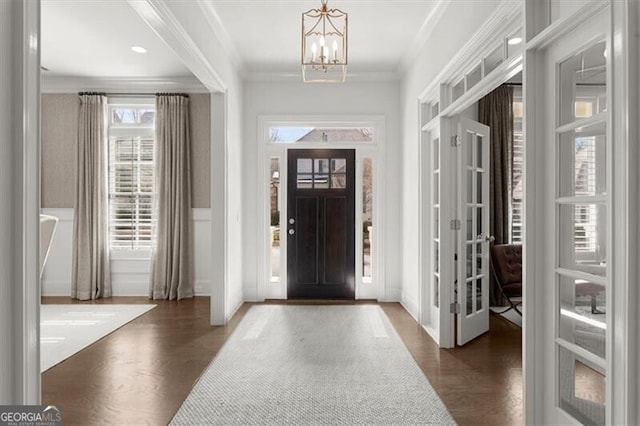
[149,94,194,300]
[71,93,111,300]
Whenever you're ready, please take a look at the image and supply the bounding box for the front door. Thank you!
[287,149,356,299]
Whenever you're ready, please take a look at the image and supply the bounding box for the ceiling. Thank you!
[41,0,193,78]
[41,0,442,81]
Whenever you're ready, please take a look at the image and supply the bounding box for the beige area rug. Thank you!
[171,305,456,425]
[40,304,156,372]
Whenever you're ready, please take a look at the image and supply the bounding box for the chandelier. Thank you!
[301,0,348,83]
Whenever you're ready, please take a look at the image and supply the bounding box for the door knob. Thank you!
[289,218,295,224]
[288,229,295,235]
[485,235,495,243]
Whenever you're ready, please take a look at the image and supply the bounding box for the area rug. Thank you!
[171,305,456,425]
[40,304,156,372]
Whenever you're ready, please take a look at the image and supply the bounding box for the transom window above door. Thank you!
[269,126,374,144]
[297,158,347,189]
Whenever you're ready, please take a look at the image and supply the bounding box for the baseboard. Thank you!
[384,286,402,302]
[227,298,245,322]
[42,280,211,297]
[400,292,420,322]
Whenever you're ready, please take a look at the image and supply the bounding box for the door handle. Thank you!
[288,228,295,235]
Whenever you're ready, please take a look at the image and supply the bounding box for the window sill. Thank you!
[110,249,152,261]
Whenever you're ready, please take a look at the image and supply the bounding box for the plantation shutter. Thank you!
[108,136,155,249]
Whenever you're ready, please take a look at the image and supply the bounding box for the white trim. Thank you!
[244,69,399,83]
[0,0,41,404]
[525,1,608,51]
[210,92,228,324]
[127,0,226,93]
[196,0,244,71]
[418,0,522,101]
[41,76,206,93]
[611,1,638,423]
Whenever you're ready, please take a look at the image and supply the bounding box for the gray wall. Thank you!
[41,93,211,208]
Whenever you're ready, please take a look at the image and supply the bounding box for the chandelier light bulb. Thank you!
[311,43,317,62]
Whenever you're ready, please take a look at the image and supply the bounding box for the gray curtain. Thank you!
[149,94,194,300]
[479,85,513,306]
[71,93,111,300]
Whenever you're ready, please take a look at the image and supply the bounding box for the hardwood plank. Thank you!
[42,298,523,425]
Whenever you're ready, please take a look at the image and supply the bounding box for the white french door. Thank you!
[526,8,610,424]
[455,117,490,345]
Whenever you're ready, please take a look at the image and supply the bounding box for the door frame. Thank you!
[258,115,385,301]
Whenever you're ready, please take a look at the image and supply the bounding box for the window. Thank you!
[510,89,524,243]
[269,127,374,144]
[107,100,156,250]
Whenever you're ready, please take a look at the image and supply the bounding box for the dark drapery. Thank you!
[479,85,513,306]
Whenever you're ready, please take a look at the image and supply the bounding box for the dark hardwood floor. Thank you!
[41,297,522,425]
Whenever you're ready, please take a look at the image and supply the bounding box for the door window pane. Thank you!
[297,174,313,189]
[314,174,329,188]
[331,174,346,189]
[315,159,329,173]
[559,41,607,126]
[269,127,374,143]
[558,274,606,359]
[332,159,346,172]
[558,345,606,425]
[558,204,607,274]
[559,122,606,198]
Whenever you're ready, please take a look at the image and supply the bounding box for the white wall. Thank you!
[399,1,502,318]
[41,208,212,296]
[242,80,402,301]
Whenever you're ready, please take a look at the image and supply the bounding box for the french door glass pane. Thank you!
[558,204,607,274]
[559,123,606,198]
[558,274,606,359]
[558,345,606,426]
[559,41,607,127]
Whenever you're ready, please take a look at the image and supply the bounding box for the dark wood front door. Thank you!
[287,149,356,299]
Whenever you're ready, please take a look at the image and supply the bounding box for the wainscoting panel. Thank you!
[41,208,212,297]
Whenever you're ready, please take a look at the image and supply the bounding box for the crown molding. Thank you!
[244,63,400,83]
[417,0,523,100]
[399,0,450,74]
[41,75,207,93]
[197,0,244,72]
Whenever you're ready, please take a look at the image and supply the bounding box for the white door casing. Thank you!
[456,117,491,346]
[258,116,385,302]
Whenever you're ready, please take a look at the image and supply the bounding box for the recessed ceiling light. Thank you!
[131,46,147,54]
[508,37,523,46]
